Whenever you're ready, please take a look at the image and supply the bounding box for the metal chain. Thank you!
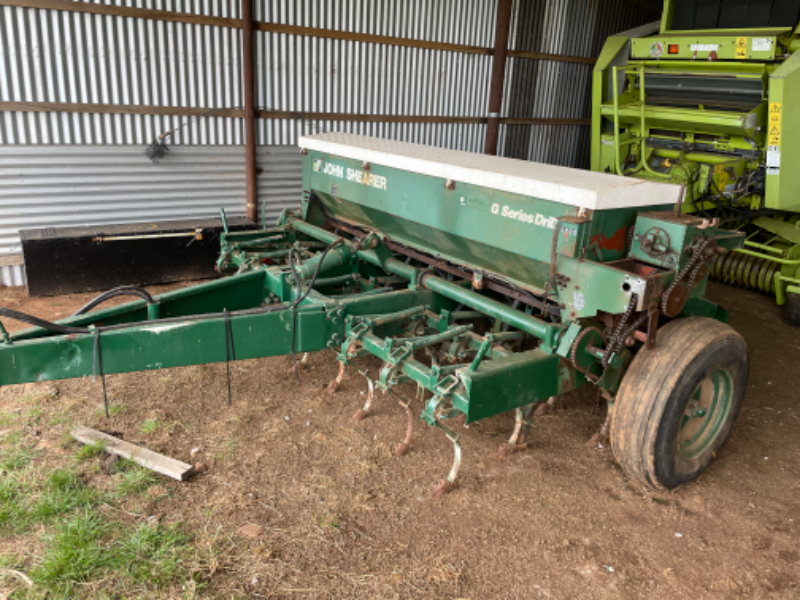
[687,259,707,290]
[570,326,605,381]
[661,238,710,314]
[602,293,638,368]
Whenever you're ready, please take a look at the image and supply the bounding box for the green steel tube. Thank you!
[469,336,492,372]
[419,274,559,346]
[292,218,417,280]
[400,325,473,350]
[294,245,350,280]
[736,249,800,265]
[451,311,486,320]
[311,273,359,288]
[653,149,742,165]
[248,249,292,259]
[147,303,161,321]
[612,66,626,177]
[239,234,288,246]
[291,218,562,345]
[743,241,786,255]
[371,306,427,327]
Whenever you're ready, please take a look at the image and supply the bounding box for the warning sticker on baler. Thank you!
[735,37,748,58]
[769,103,782,146]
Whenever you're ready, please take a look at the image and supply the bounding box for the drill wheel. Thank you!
[611,317,748,490]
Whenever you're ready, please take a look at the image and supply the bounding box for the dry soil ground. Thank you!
[0,280,799,599]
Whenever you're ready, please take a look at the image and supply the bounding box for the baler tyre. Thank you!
[610,317,748,490]
[783,294,800,327]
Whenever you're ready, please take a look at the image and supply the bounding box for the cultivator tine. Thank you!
[534,395,562,416]
[393,396,415,456]
[287,353,309,375]
[326,361,346,395]
[585,394,614,448]
[433,428,462,498]
[498,403,535,457]
[352,371,375,422]
[423,390,465,497]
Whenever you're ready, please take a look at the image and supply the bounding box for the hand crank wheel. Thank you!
[610,317,748,490]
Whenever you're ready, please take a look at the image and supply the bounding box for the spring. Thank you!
[709,252,780,294]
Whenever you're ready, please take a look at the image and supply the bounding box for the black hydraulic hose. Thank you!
[73,286,156,316]
[287,241,339,381]
[0,306,92,335]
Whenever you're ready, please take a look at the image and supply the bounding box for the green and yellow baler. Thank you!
[592,0,800,322]
[1,134,749,493]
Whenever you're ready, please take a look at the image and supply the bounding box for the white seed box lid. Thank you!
[300,133,681,212]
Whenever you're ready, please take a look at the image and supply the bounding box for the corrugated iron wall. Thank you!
[0,0,500,285]
[0,0,495,148]
[254,0,495,150]
[501,0,661,168]
[0,0,662,285]
[0,144,302,253]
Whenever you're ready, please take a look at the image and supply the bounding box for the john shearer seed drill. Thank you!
[0,134,750,493]
[592,0,800,323]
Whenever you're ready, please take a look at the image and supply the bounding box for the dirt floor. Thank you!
[1,280,799,599]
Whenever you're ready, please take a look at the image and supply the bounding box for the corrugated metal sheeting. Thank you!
[0,143,303,255]
[0,0,662,285]
[253,0,495,150]
[0,0,495,149]
[501,0,661,168]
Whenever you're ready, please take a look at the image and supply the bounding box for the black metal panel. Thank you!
[770,0,800,25]
[21,217,256,297]
[718,0,752,27]
[672,0,799,28]
[673,0,700,29]
[695,0,723,28]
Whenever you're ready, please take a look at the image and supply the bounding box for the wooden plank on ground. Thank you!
[71,426,195,482]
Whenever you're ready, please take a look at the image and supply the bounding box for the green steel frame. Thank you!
[0,139,748,490]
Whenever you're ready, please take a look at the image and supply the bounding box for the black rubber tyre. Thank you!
[610,317,748,490]
[784,294,800,327]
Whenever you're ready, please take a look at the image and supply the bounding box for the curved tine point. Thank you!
[432,479,451,498]
[394,401,414,457]
[533,403,551,417]
[326,361,345,395]
[498,443,515,457]
[432,436,462,498]
[584,432,607,448]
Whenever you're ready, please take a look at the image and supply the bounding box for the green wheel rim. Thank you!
[677,368,734,461]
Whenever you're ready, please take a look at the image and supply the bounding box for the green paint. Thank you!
[0,137,742,446]
[678,368,735,460]
[592,7,800,309]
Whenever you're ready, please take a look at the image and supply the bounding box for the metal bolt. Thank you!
[445,179,456,190]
